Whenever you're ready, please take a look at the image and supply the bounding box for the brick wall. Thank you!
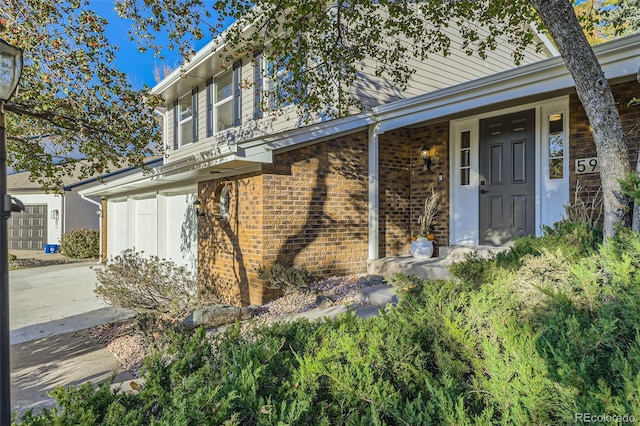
[378,130,411,256]
[262,132,369,277]
[569,79,640,211]
[198,172,265,306]
[409,123,450,246]
[198,132,369,306]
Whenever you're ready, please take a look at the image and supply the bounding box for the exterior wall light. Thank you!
[420,145,432,171]
[193,199,206,217]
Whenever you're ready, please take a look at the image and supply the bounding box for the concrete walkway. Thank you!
[11,329,135,415]
[9,261,134,415]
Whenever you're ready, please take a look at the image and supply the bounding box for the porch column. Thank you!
[368,124,380,260]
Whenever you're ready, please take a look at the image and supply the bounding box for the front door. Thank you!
[479,109,535,245]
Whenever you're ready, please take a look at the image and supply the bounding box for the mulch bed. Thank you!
[9,257,78,270]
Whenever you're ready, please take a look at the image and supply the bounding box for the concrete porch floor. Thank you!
[367,245,509,281]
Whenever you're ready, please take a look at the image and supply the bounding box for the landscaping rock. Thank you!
[189,304,264,328]
[314,295,334,308]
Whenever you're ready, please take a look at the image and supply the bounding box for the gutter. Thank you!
[63,158,163,192]
[150,7,261,97]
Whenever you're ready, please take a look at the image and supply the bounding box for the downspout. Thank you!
[368,123,381,263]
[80,192,103,265]
[61,193,66,240]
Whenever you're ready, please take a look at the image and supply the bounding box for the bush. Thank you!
[94,249,207,320]
[257,263,310,294]
[60,228,99,259]
[19,231,640,425]
[447,251,493,286]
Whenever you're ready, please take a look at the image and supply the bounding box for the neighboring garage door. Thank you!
[9,204,48,250]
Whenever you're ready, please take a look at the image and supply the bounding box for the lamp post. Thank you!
[0,35,23,425]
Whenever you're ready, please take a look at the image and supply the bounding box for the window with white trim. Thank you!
[548,113,564,179]
[267,62,294,109]
[207,61,242,134]
[176,92,193,147]
[253,51,264,120]
[460,130,471,185]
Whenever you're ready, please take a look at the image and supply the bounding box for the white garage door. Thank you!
[107,200,128,258]
[134,197,157,255]
[164,193,197,272]
[9,204,48,250]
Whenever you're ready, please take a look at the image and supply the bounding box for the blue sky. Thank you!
[87,1,212,89]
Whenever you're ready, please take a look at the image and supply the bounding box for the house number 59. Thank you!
[575,157,600,174]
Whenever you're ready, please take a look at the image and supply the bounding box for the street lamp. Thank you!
[0,35,22,425]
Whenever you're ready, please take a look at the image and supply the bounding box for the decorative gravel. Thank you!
[91,273,385,376]
[254,273,383,322]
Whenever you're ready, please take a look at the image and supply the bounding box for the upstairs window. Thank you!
[207,61,242,134]
[175,92,194,148]
[266,61,297,110]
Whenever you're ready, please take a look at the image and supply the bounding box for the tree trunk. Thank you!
[529,0,631,239]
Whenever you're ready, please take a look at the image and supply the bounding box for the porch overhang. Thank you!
[80,144,272,198]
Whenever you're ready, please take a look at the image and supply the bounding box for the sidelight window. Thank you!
[548,113,564,179]
[460,130,471,185]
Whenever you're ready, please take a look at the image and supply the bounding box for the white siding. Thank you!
[352,26,551,109]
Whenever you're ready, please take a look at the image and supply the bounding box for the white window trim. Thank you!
[177,92,193,148]
[208,63,242,134]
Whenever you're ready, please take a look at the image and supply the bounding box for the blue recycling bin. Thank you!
[44,244,60,254]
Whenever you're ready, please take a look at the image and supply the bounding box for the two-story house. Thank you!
[81,15,606,306]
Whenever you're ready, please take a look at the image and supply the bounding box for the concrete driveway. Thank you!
[10,262,132,344]
[9,261,134,415]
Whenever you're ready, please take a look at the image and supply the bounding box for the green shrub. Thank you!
[257,263,310,294]
[19,231,640,425]
[541,219,603,257]
[447,251,493,286]
[94,249,208,320]
[8,253,16,261]
[60,228,99,259]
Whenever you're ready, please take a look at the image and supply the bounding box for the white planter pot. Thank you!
[411,237,434,259]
